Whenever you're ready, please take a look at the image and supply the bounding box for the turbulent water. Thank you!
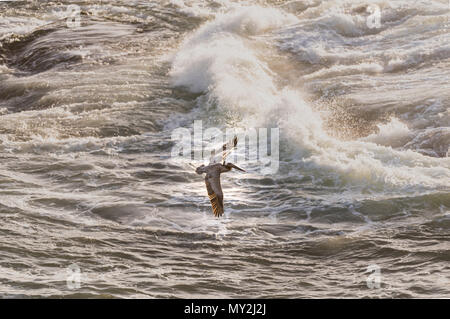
[0,0,449,298]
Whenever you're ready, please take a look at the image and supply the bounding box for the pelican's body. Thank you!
[195,137,245,217]
[196,162,232,175]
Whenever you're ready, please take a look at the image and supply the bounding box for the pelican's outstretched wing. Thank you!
[208,135,238,165]
[205,175,224,217]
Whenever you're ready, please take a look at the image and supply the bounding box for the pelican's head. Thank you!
[196,164,205,175]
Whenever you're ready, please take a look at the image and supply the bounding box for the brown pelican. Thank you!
[196,136,245,217]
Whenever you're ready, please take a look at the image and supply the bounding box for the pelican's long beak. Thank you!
[228,163,245,172]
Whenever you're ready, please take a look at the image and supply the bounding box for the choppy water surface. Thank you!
[0,0,449,298]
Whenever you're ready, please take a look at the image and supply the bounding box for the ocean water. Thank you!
[0,0,449,298]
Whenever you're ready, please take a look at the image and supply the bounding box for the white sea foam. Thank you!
[170,4,450,190]
[169,0,219,18]
[303,62,384,79]
[0,17,47,40]
[360,118,412,147]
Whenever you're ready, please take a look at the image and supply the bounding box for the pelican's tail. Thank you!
[227,163,245,172]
